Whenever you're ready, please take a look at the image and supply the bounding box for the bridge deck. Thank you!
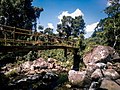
[0,45,79,53]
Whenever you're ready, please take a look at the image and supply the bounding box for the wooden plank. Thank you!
[0,46,78,52]
[0,24,32,32]
[0,30,31,35]
[15,28,32,33]
[15,32,31,36]
[0,38,14,42]
[0,38,32,44]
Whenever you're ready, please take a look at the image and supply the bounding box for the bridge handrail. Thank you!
[0,24,78,47]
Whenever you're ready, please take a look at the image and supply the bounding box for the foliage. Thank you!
[57,16,85,39]
[91,1,120,53]
[44,28,54,35]
[38,25,44,32]
[55,72,68,89]
[0,0,43,30]
[24,51,37,61]
[5,69,18,78]
[105,0,120,17]
[37,49,73,68]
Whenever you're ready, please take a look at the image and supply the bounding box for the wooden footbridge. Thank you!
[0,24,80,70]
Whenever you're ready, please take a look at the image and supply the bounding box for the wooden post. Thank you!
[3,27,7,46]
[4,32,7,46]
[72,48,80,71]
[13,27,15,45]
[64,48,67,60]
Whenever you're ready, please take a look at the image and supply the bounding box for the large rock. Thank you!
[32,58,48,69]
[100,79,120,90]
[86,62,106,73]
[21,61,33,71]
[68,70,86,86]
[47,58,57,63]
[13,71,58,90]
[103,69,120,80]
[91,69,103,80]
[21,58,48,71]
[83,45,119,65]
[113,62,120,74]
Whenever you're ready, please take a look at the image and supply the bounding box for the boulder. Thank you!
[86,62,106,73]
[42,72,58,82]
[47,58,57,63]
[113,62,120,74]
[48,63,54,69]
[83,45,119,65]
[68,70,86,86]
[91,69,103,80]
[100,79,120,90]
[115,79,120,85]
[32,58,48,69]
[106,62,113,69]
[86,63,97,72]
[21,61,33,71]
[103,69,120,80]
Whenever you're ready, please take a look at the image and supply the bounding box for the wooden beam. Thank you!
[0,46,78,53]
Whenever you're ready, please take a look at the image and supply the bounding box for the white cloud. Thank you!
[58,9,84,24]
[85,22,99,38]
[107,1,112,6]
[47,23,54,29]
[85,22,99,33]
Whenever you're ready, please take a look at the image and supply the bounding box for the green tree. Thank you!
[57,16,85,39]
[44,28,53,35]
[0,0,43,30]
[38,25,44,33]
[92,0,120,52]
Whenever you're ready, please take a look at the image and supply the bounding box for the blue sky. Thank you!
[32,0,108,38]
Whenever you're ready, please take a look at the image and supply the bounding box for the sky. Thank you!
[32,0,109,38]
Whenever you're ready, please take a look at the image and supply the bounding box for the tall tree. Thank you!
[44,28,53,35]
[57,16,85,39]
[38,25,44,33]
[92,0,120,51]
[0,0,43,30]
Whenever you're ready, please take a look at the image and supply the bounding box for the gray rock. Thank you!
[47,58,57,63]
[32,58,48,69]
[21,61,33,71]
[100,79,120,90]
[83,45,119,65]
[103,69,120,80]
[91,69,103,80]
[68,70,86,86]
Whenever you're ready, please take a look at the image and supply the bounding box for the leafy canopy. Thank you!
[57,16,85,39]
[0,0,43,30]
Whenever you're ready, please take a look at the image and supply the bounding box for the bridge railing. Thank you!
[0,24,78,47]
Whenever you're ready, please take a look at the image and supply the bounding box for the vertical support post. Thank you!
[4,32,7,46]
[64,48,67,60]
[72,48,80,71]
[3,26,7,46]
[13,27,15,45]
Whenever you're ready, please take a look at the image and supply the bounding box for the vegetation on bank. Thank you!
[0,0,120,89]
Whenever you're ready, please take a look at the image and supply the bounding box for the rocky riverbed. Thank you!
[0,45,120,90]
[68,45,120,90]
[0,57,69,90]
